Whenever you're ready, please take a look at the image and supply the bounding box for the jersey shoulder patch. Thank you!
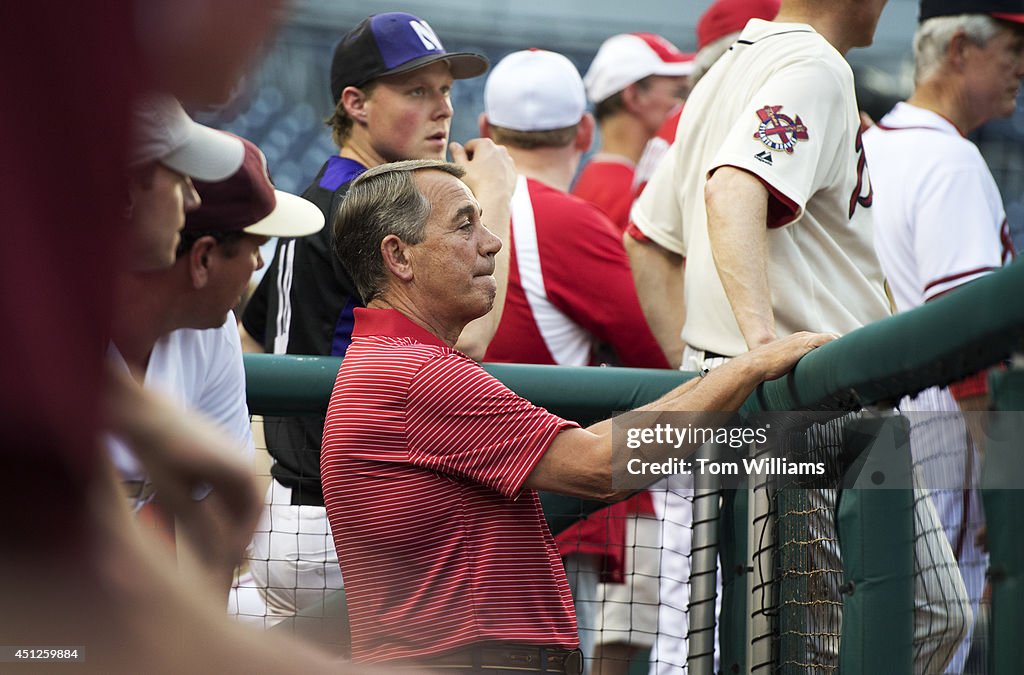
[753,105,809,155]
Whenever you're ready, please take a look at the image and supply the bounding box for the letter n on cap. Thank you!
[410,20,442,51]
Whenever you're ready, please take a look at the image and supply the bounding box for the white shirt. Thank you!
[109,314,254,481]
[632,19,890,355]
[863,101,1014,312]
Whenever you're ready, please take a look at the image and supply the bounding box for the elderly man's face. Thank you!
[406,170,501,328]
[965,25,1024,122]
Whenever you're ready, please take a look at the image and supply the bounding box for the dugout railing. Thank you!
[243,258,1024,673]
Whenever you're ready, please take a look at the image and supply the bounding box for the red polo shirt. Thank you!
[322,308,580,662]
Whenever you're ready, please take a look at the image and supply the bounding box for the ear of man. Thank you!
[188,236,219,289]
[380,234,414,282]
[949,29,972,71]
[621,82,644,114]
[575,112,596,153]
[342,85,370,124]
[478,113,493,140]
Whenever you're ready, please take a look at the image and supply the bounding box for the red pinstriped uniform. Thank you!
[322,308,580,662]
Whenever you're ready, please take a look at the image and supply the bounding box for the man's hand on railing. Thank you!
[736,331,838,382]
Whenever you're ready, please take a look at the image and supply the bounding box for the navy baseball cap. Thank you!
[330,13,488,103]
[920,0,1024,24]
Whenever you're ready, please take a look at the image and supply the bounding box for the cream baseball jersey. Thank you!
[631,19,890,356]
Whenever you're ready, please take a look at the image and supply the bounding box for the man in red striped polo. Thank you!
[321,159,832,672]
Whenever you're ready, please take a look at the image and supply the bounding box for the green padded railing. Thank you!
[244,357,693,534]
[745,258,1024,412]
[246,260,1024,417]
[983,369,1024,675]
[243,356,690,421]
[245,261,1024,539]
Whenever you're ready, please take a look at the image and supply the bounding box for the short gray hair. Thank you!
[333,159,467,303]
[914,14,1003,84]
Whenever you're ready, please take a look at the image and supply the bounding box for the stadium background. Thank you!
[195,0,1024,257]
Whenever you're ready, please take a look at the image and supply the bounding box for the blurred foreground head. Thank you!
[138,0,288,105]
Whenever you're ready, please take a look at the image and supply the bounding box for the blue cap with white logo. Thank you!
[330,13,489,103]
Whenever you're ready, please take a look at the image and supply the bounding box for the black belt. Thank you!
[409,644,583,674]
[277,478,325,507]
[694,347,730,359]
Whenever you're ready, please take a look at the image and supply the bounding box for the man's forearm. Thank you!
[705,167,776,349]
[624,233,686,368]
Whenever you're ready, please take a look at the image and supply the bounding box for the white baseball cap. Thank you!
[130,93,245,182]
[484,49,587,132]
[584,33,695,104]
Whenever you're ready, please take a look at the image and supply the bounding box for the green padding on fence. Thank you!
[244,355,691,421]
[718,488,747,675]
[836,416,914,674]
[989,368,1024,411]
[983,370,1024,675]
[244,356,693,536]
[748,260,1024,413]
[244,354,342,415]
[247,260,1024,420]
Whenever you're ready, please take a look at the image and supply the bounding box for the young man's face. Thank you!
[128,163,200,271]
[632,75,689,136]
[360,61,455,163]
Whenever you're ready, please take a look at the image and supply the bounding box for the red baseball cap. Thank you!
[186,135,324,238]
[584,33,695,103]
[697,0,782,51]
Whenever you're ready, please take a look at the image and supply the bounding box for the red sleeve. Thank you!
[626,221,652,243]
[949,370,989,401]
[710,165,800,229]
[764,180,801,229]
[406,352,578,497]
[540,198,670,369]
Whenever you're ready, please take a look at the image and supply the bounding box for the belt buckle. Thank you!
[561,649,583,675]
[504,650,537,668]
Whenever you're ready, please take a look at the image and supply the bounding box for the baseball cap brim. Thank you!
[375,51,489,83]
[993,12,1024,24]
[244,190,325,238]
[160,121,246,183]
[651,60,696,77]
